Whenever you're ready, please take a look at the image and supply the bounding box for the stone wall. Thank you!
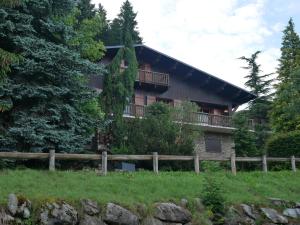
[194,131,235,159]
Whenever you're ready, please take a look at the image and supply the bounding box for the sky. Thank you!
[92,0,300,92]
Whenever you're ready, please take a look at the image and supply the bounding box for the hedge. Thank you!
[266,130,300,157]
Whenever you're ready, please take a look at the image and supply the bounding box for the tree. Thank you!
[233,112,257,157]
[277,18,300,82]
[239,51,272,153]
[0,0,104,152]
[76,0,95,22]
[104,0,142,45]
[271,19,300,132]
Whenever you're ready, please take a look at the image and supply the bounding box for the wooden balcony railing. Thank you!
[124,104,255,129]
[137,69,169,86]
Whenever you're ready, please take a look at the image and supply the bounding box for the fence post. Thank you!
[230,153,236,176]
[291,155,296,172]
[153,152,158,174]
[102,151,107,176]
[194,153,200,174]
[49,149,55,171]
[262,154,268,173]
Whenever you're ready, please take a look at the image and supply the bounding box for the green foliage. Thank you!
[202,175,225,219]
[0,0,104,152]
[266,130,300,157]
[76,0,95,22]
[271,18,300,133]
[201,161,223,172]
[233,112,257,156]
[103,0,142,45]
[0,49,19,82]
[239,51,272,154]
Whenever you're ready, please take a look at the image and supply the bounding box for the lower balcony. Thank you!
[124,104,254,130]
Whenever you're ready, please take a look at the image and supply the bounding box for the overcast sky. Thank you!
[92,0,300,91]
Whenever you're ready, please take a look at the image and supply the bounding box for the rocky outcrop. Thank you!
[40,202,78,225]
[79,214,107,225]
[104,203,139,225]
[0,207,14,225]
[283,208,300,219]
[154,203,192,224]
[261,208,288,224]
[7,193,31,219]
[81,199,100,216]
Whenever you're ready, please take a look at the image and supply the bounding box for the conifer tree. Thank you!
[239,51,272,153]
[105,0,142,45]
[76,0,95,22]
[0,0,104,152]
[271,18,300,132]
[101,3,138,147]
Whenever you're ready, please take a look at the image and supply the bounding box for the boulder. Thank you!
[7,194,18,215]
[240,204,257,220]
[142,217,164,225]
[79,214,106,225]
[40,202,78,225]
[283,208,300,219]
[261,208,288,224]
[104,203,139,225]
[7,193,31,219]
[81,199,100,216]
[154,203,192,223]
[268,198,288,207]
[0,207,14,224]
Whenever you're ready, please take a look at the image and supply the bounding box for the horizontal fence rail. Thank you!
[0,152,298,175]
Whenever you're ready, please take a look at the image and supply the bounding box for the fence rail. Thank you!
[0,151,298,175]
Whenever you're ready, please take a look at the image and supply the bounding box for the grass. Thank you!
[0,170,299,206]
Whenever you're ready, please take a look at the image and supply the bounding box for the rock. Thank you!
[104,203,139,225]
[283,208,300,219]
[7,193,18,215]
[142,217,164,225]
[79,214,106,225]
[268,198,288,207]
[261,208,288,224]
[240,204,257,220]
[225,206,255,225]
[154,203,192,223]
[40,202,78,225]
[180,199,188,208]
[295,202,300,208]
[0,207,14,224]
[81,199,100,216]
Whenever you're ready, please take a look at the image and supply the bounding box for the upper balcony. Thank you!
[124,104,254,132]
[136,69,170,88]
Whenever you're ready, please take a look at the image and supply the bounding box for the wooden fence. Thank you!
[0,151,298,176]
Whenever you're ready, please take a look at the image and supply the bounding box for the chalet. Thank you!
[90,44,256,158]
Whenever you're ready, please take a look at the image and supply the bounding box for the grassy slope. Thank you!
[0,170,299,206]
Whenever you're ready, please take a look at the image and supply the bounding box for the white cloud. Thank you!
[93,0,281,90]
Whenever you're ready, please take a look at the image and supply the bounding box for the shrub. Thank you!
[201,161,222,172]
[266,130,300,157]
[202,175,225,214]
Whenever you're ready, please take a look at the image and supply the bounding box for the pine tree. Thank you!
[271,19,300,132]
[76,0,95,22]
[239,51,272,153]
[0,0,104,152]
[104,0,142,45]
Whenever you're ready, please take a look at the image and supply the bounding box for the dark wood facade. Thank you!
[92,44,255,130]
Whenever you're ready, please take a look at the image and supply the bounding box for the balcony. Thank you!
[124,104,254,130]
[136,69,169,87]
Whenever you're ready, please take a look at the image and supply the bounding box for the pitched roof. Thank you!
[105,44,256,106]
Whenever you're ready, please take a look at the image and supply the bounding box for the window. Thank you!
[205,134,222,153]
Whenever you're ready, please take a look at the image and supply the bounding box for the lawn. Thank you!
[0,170,299,206]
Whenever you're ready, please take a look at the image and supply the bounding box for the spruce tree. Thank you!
[239,51,272,153]
[0,0,104,152]
[105,0,142,45]
[271,19,300,132]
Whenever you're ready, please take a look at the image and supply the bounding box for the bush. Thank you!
[201,161,223,172]
[266,130,300,157]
